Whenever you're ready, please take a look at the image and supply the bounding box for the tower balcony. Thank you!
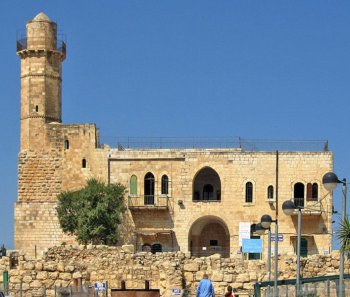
[16,38,66,57]
[128,195,170,210]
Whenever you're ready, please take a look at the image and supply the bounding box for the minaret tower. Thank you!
[17,12,65,150]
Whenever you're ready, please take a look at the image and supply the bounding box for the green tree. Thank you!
[56,179,126,245]
[337,216,350,252]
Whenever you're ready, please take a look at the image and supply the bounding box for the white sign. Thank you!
[239,222,251,246]
[202,247,207,251]
[94,282,106,291]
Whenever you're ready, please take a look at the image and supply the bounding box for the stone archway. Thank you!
[188,216,230,258]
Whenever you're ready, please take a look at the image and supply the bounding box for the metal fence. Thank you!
[254,274,350,297]
[1,283,107,297]
[100,137,329,152]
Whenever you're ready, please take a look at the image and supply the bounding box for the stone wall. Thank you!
[0,246,347,297]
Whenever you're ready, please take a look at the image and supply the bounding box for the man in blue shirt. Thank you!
[196,274,215,297]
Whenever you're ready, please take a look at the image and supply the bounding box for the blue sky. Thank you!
[0,1,349,249]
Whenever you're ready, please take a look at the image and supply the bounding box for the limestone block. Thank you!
[30,280,42,288]
[23,275,32,283]
[184,263,199,272]
[184,272,194,282]
[235,273,249,283]
[57,262,65,272]
[223,273,233,282]
[35,262,43,271]
[73,271,82,279]
[210,271,223,282]
[59,272,72,281]
[36,271,48,280]
[23,262,35,270]
[65,265,74,272]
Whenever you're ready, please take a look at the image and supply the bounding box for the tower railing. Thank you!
[16,37,66,55]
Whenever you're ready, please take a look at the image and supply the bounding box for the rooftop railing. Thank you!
[101,136,329,152]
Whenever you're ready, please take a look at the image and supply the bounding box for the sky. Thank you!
[0,1,349,249]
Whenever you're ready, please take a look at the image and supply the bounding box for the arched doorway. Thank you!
[193,167,221,201]
[188,216,230,257]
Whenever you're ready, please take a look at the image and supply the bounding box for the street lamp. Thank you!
[282,200,302,296]
[260,215,278,297]
[256,223,272,297]
[323,172,347,297]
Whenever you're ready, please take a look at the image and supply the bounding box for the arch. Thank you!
[82,158,87,168]
[188,215,230,258]
[64,139,69,150]
[267,185,274,199]
[294,182,305,207]
[192,167,221,201]
[245,182,253,203]
[130,175,137,195]
[144,172,155,205]
[161,175,169,195]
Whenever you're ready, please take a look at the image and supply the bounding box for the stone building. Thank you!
[14,13,334,259]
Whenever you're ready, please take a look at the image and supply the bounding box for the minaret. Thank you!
[17,12,65,150]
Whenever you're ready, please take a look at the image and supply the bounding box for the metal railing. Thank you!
[100,137,329,152]
[128,195,170,208]
[292,198,323,213]
[254,274,350,297]
[16,37,66,55]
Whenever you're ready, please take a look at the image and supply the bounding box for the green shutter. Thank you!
[130,175,137,195]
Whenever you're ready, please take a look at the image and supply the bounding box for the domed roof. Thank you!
[33,12,51,22]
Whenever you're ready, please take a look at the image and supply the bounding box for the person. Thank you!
[225,286,236,297]
[196,274,215,297]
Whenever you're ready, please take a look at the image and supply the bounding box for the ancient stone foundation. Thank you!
[0,246,348,297]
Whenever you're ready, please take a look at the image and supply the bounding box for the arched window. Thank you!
[144,172,155,205]
[203,184,214,200]
[245,182,253,203]
[294,183,304,207]
[267,185,274,199]
[312,183,318,200]
[64,139,69,150]
[161,175,169,195]
[82,158,87,168]
[130,175,137,195]
[192,167,221,201]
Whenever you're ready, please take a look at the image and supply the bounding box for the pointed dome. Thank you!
[33,12,51,22]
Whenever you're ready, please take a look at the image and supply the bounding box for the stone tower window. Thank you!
[267,185,274,199]
[130,175,137,195]
[82,158,87,168]
[245,182,253,203]
[294,182,305,207]
[64,139,69,150]
[161,175,169,195]
[35,105,39,112]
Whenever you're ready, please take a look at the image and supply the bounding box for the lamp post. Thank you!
[323,172,347,297]
[282,200,302,296]
[260,214,278,297]
[256,223,271,297]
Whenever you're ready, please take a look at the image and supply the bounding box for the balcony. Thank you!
[16,38,66,57]
[128,195,170,210]
[291,198,323,215]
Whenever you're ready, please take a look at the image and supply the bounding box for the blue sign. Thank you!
[242,239,262,253]
[172,289,181,295]
[94,282,106,291]
[270,234,284,242]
